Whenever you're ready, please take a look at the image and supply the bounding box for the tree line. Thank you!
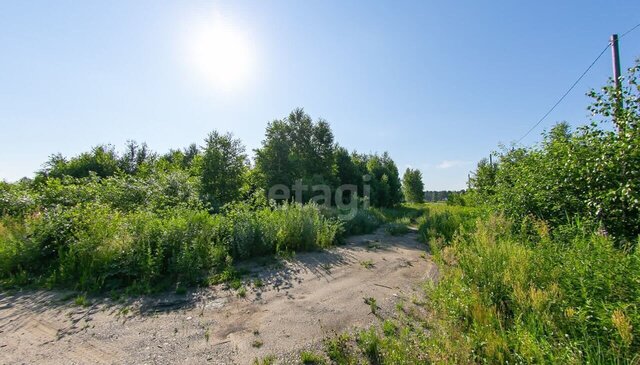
[25,108,418,212]
[1,108,428,291]
[423,190,463,202]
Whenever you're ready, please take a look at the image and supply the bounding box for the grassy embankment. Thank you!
[304,203,639,364]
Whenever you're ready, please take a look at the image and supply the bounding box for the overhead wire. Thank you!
[514,21,640,144]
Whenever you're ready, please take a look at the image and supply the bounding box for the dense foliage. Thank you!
[0,108,406,291]
[466,62,640,244]
[254,108,403,207]
[200,131,248,210]
[254,109,337,198]
[0,201,343,292]
[423,214,640,363]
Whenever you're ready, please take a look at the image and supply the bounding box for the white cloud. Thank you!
[436,160,468,169]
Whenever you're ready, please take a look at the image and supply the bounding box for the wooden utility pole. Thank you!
[610,34,623,126]
[611,34,627,228]
[610,34,621,89]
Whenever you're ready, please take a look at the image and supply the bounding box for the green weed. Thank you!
[300,351,326,364]
[252,355,275,365]
[74,294,90,307]
[359,260,374,269]
[237,286,247,298]
[364,297,378,315]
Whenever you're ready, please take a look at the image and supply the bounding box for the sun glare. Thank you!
[185,13,255,93]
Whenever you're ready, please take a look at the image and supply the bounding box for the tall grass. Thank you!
[0,202,343,292]
[316,206,640,364]
[229,202,343,259]
[422,214,640,363]
[416,203,482,243]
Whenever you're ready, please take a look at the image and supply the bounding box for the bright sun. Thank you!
[185,13,255,93]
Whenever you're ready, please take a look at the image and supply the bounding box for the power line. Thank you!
[515,21,640,145]
[515,44,610,144]
[620,21,640,38]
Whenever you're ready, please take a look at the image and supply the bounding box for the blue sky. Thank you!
[1,1,639,189]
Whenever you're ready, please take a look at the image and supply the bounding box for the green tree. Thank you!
[200,131,247,210]
[335,147,366,185]
[119,140,156,175]
[402,168,424,203]
[254,119,295,192]
[41,145,120,179]
[366,152,402,207]
[468,156,498,201]
[156,143,201,173]
[254,108,337,200]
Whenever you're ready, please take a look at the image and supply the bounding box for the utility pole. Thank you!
[610,34,622,126]
[611,33,627,227]
[610,34,621,89]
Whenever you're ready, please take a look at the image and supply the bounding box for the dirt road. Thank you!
[0,229,437,364]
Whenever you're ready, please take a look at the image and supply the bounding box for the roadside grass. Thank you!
[73,294,90,307]
[0,201,437,293]
[252,355,275,365]
[300,351,326,364]
[0,202,345,293]
[416,203,483,243]
[359,260,374,269]
[237,286,247,298]
[315,205,640,364]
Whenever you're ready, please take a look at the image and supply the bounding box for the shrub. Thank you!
[0,181,37,217]
[0,217,42,281]
[225,203,269,260]
[35,172,203,213]
[264,202,343,252]
[323,208,383,237]
[385,222,410,236]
